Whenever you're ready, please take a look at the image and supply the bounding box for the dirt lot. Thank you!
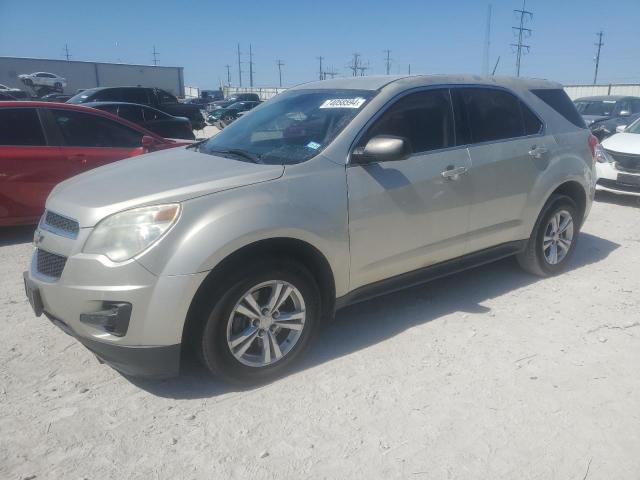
[1,192,639,480]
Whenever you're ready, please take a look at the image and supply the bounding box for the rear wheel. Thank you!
[517,194,580,276]
[198,258,321,384]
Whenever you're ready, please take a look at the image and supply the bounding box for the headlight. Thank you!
[594,145,614,164]
[83,204,180,262]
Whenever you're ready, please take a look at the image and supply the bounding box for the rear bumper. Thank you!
[45,312,180,378]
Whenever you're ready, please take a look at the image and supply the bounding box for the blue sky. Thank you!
[1,0,638,89]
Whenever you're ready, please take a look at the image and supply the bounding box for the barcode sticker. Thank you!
[319,98,367,109]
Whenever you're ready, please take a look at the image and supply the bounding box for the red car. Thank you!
[0,101,189,226]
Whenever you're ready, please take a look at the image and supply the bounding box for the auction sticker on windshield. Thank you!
[319,97,367,109]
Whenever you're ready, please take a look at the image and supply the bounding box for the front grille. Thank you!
[43,211,79,238]
[597,178,640,194]
[36,249,67,279]
[607,150,640,173]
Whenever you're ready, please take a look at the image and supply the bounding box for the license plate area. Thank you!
[23,271,44,317]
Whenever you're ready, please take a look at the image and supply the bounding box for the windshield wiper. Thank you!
[207,148,262,163]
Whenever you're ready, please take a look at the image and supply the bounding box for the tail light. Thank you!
[588,134,599,164]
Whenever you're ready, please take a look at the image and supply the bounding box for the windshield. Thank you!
[626,117,640,134]
[196,89,375,165]
[574,100,617,116]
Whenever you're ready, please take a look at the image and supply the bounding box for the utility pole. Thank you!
[276,59,284,87]
[225,64,231,86]
[482,4,492,75]
[349,53,361,77]
[249,44,254,88]
[63,44,71,61]
[152,45,159,66]
[357,61,369,76]
[316,56,324,80]
[492,56,501,75]
[384,49,391,75]
[511,0,533,77]
[408,64,411,75]
[593,31,604,85]
[237,44,243,87]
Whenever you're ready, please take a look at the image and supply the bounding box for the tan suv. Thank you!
[25,75,597,383]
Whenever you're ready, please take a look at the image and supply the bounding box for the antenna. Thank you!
[276,59,284,87]
[482,4,492,75]
[593,31,604,85]
[152,45,159,66]
[511,0,533,77]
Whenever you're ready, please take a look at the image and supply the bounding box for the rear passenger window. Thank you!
[530,89,586,128]
[521,101,543,135]
[362,89,454,153]
[51,109,143,148]
[457,88,523,143]
[0,108,46,146]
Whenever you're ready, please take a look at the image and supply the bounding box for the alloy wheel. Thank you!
[542,209,574,265]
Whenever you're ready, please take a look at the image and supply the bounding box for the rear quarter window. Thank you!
[531,89,586,129]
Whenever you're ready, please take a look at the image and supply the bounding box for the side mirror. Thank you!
[141,135,157,150]
[352,135,411,164]
[616,125,627,133]
[619,110,631,117]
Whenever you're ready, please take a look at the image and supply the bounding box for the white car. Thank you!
[595,118,640,196]
[18,72,67,90]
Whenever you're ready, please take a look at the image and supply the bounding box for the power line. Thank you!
[237,43,242,87]
[276,59,284,87]
[316,56,324,80]
[383,49,392,75]
[249,44,255,88]
[593,31,604,85]
[225,64,231,86]
[63,44,71,61]
[152,45,159,66]
[511,0,532,77]
[482,4,492,75]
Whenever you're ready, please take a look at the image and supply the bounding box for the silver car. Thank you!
[24,75,597,383]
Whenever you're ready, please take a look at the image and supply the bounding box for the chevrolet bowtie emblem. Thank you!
[34,230,45,246]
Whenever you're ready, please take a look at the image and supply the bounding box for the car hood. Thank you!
[46,147,284,228]
[601,132,640,155]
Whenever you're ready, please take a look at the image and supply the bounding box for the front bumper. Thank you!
[25,231,208,378]
[596,162,640,197]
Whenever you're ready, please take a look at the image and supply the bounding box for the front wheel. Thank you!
[517,194,580,276]
[198,258,321,384]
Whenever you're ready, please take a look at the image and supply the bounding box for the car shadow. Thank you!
[0,225,35,247]
[128,232,619,399]
[595,190,640,208]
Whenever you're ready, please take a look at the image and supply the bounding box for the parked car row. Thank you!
[0,101,189,226]
[207,100,260,128]
[575,95,640,141]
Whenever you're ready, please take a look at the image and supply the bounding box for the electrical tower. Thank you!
[511,0,532,77]
[349,53,362,77]
[63,44,71,61]
[152,45,159,66]
[384,49,392,75]
[276,59,284,87]
[225,64,231,86]
[324,66,338,79]
[593,31,604,85]
[316,56,324,80]
[237,43,242,87]
[249,44,255,88]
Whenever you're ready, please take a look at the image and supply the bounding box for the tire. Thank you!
[198,257,321,384]
[517,194,580,277]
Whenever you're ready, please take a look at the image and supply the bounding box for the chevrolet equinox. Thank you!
[24,75,597,383]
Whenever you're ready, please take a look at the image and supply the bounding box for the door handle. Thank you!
[441,166,468,180]
[528,146,548,159]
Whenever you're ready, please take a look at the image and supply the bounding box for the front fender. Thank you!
[136,156,351,296]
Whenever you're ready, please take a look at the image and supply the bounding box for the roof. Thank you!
[290,74,562,92]
[574,95,638,101]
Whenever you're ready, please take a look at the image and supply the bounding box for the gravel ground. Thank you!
[1,192,639,480]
